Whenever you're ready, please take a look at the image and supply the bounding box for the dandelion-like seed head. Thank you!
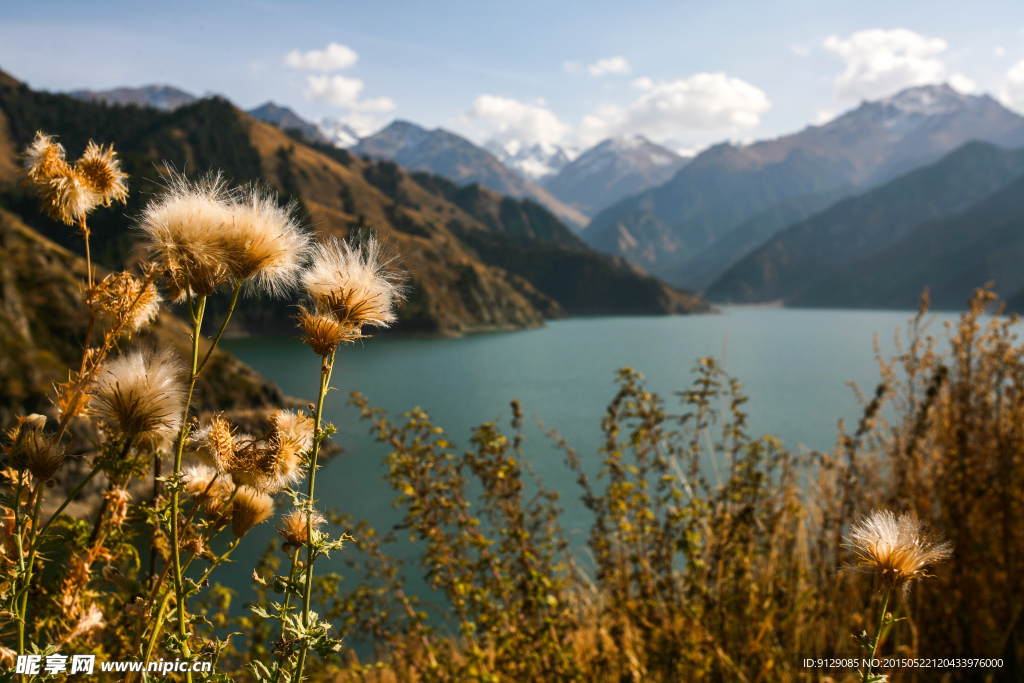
[23,132,68,185]
[300,236,405,334]
[90,348,186,446]
[846,509,953,594]
[90,271,161,332]
[76,141,129,206]
[230,486,274,538]
[39,169,101,226]
[187,415,236,474]
[276,508,326,551]
[296,306,361,356]
[223,188,310,297]
[182,464,234,519]
[138,171,234,301]
[269,409,314,462]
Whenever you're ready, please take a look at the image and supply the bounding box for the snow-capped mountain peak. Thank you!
[485,139,578,181]
[317,119,363,148]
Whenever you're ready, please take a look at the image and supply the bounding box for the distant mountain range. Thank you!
[352,120,590,229]
[69,84,198,110]
[542,135,689,217]
[485,140,577,181]
[246,102,332,145]
[583,84,1024,289]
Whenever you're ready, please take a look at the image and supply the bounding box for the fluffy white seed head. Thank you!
[90,348,186,445]
[138,171,234,301]
[224,188,310,297]
[846,510,953,594]
[300,236,404,331]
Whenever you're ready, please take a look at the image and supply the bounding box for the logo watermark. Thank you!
[14,654,213,675]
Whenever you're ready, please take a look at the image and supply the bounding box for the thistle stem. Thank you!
[863,588,891,683]
[196,283,242,376]
[270,551,301,683]
[169,293,206,682]
[293,349,336,681]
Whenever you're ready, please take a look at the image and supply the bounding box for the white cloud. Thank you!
[464,95,570,145]
[588,56,631,77]
[948,73,976,94]
[286,42,359,71]
[631,77,654,90]
[999,59,1024,111]
[305,74,364,107]
[576,72,771,146]
[353,96,396,113]
[823,29,951,102]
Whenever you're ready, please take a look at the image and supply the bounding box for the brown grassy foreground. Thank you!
[248,290,1019,683]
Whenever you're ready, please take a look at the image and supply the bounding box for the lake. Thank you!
[219,307,961,621]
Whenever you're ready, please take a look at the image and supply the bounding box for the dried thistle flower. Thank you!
[228,437,302,494]
[847,510,953,594]
[7,414,65,481]
[75,141,129,206]
[187,415,237,474]
[301,236,405,333]
[224,187,310,296]
[90,271,161,332]
[23,132,69,185]
[230,486,274,538]
[90,348,186,445]
[138,171,234,301]
[7,413,48,471]
[105,488,132,528]
[38,168,101,226]
[297,306,361,356]
[270,410,314,462]
[0,645,15,668]
[276,508,326,551]
[124,597,151,623]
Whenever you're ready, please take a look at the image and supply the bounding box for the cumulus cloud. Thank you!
[823,29,954,102]
[464,95,570,145]
[290,42,395,119]
[305,74,364,107]
[285,42,359,71]
[588,56,631,77]
[576,72,771,146]
[999,59,1024,111]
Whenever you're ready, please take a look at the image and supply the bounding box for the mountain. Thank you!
[542,135,689,218]
[0,69,703,339]
[353,121,589,229]
[791,172,1024,310]
[246,102,331,145]
[68,84,197,111]
[485,139,577,181]
[704,141,1024,305]
[317,118,361,148]
[584,84,1024,285]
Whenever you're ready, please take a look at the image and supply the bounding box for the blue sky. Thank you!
[3,0,1024,153]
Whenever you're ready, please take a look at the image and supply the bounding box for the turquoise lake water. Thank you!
[218,307,963,622]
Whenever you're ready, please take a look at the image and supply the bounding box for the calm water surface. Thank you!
[219,308,959,615]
